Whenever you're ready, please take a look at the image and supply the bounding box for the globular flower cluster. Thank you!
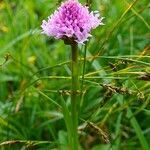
[41,0,103,44]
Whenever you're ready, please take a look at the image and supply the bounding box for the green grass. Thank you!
[0,0,150,149]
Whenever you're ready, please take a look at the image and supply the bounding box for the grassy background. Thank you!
[0,0,150,149]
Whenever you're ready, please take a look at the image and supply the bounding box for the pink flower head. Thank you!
[41,0,103,44]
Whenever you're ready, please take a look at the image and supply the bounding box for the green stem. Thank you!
[80,43,87,108]
[71,42,79,150]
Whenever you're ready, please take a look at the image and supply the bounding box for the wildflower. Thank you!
[41,0,103,44]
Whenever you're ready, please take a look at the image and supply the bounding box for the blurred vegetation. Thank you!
[0,0,150,149]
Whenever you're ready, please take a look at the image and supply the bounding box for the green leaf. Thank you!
[127,108,150,150]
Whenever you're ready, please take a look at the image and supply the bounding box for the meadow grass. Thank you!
[0,0,150,149]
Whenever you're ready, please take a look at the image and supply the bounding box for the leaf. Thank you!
[127,108,150,150]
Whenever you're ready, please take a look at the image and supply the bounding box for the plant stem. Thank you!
[80,43,87,108]
[71,42,79,150]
